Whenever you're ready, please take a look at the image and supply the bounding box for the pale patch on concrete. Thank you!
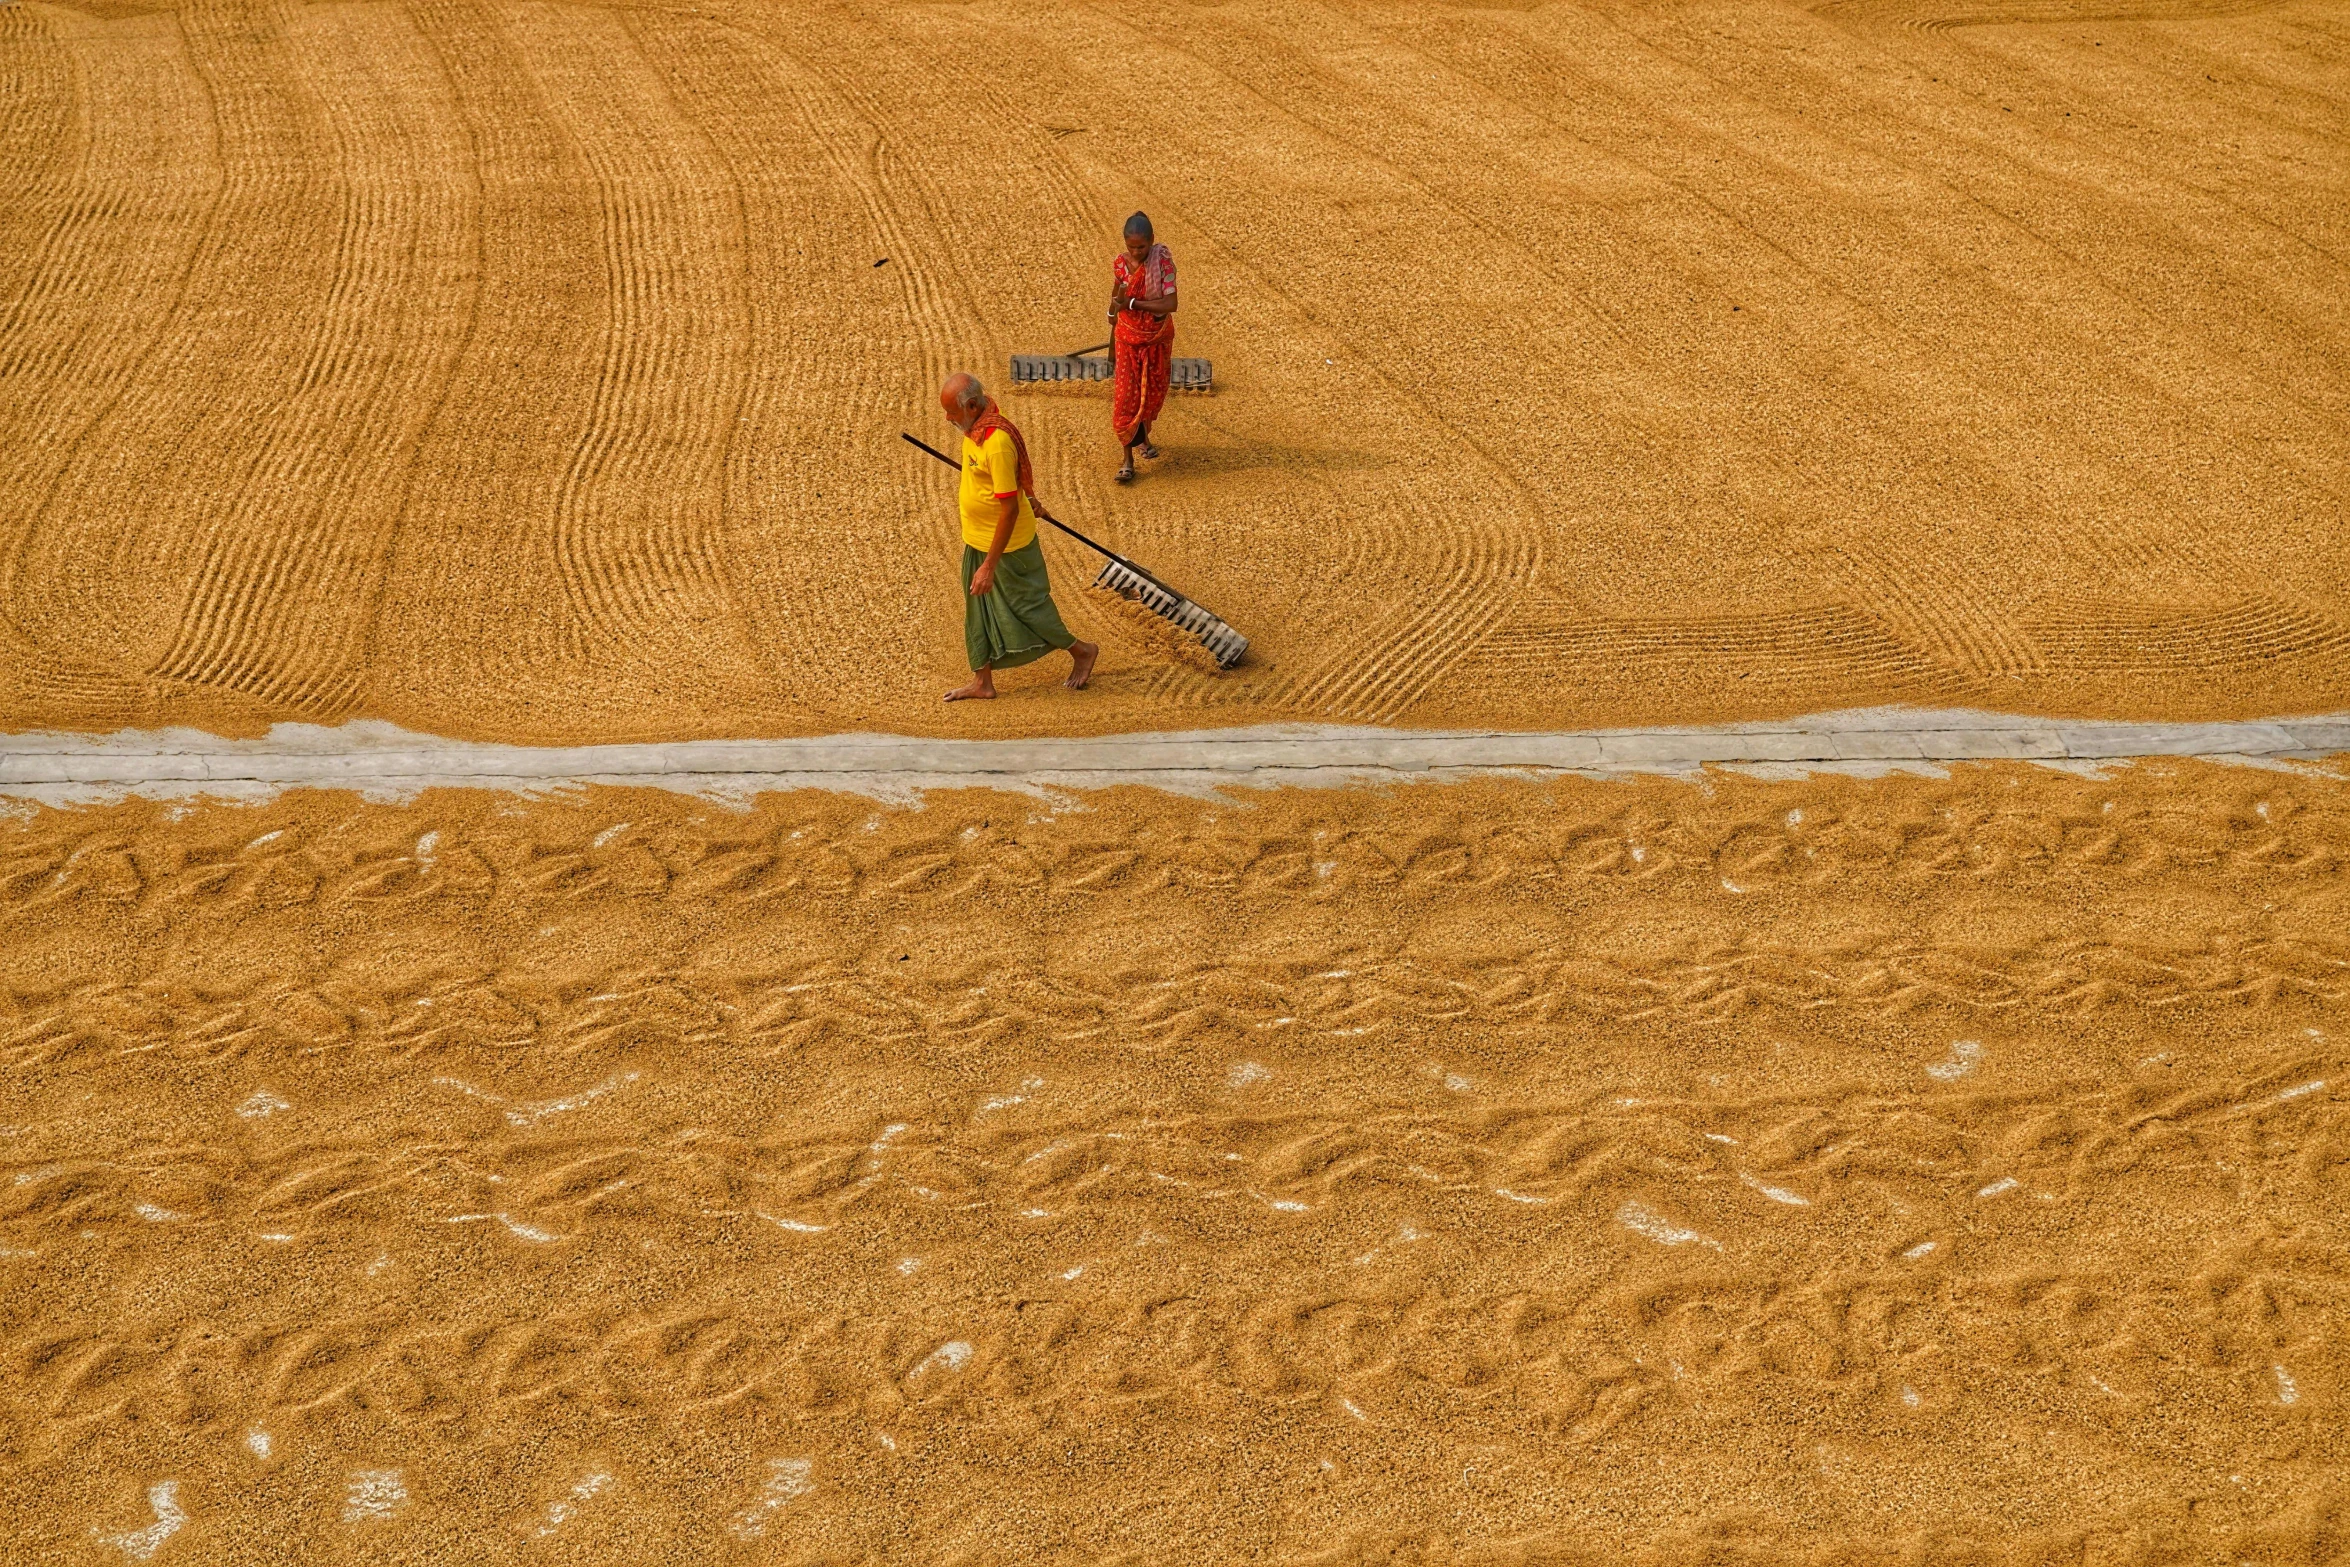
[912,1340,973,1378]
[727,1458,813,1541]
[1740,1173,1809,1206]
[1616,1199,1722,1250]
[343,1469,407,1524]
[757,1213,827,1234]
[9,711,2344,806]
[975,1078,1044,1116]
[96,1481,184,1560]
[439,1211,563,1243]
[530,1471,613,1537]
[1926,1040,1983,1082]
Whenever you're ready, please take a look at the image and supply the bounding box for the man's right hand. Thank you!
[970,558,997,597]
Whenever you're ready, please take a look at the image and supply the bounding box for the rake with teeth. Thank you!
[1007,341,1214,391]
[901,432,1248,670]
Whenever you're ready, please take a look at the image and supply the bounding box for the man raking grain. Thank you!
[938,372,1099,703]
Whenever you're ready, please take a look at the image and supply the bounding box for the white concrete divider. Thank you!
[2,709,2345,803]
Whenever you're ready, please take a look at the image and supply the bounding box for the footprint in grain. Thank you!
[10,764,2350,1557]
[433,1071,641,1126]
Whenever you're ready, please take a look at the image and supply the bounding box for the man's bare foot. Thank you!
[1137,441,1160,460]
[945,672,997,702]
[1065,641,1099,690]
[1114,457,1136,484]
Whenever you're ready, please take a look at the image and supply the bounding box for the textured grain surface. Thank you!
[2,763,2346,1561]
[4,0,2349,741]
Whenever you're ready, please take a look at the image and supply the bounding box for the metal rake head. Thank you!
[1007,354,1215,391]
[1009,353,1111,385]
[1094,560,1248,669]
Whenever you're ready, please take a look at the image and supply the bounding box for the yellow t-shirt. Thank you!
[957,428,1039,553]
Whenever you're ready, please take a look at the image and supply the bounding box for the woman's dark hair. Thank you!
[1123,211,1154,241]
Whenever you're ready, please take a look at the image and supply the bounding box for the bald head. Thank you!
[939,372,987,431]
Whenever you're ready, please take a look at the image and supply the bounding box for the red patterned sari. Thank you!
[1112,243,1175,445]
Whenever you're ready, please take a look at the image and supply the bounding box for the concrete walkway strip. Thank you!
[3,710,2346,803]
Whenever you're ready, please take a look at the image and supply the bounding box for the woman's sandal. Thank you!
[1115,459,1136,484]
[1137,442,1160,460]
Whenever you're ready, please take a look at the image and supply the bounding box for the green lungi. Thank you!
[964,539,1075,671]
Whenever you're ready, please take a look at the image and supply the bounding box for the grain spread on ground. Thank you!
[1085,584,1227,675]
[3,2,2348,741]
[8,0,2350,1560]
[2,762,2346,1560]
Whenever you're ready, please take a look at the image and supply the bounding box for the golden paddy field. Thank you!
[5,0,2350,1561]
[2,0,2347,736]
